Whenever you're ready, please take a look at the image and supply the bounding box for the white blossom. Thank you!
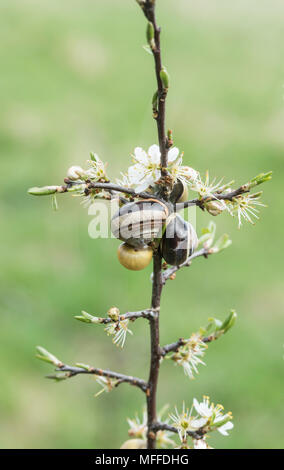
[171,333,207,379]
[127,407,174,448]
[104,319,133,348]
[169,403,202,443]
[156,430,175,449]
[85,153,108,181]
[127,409,147,439]
[167,152,199,185]
[193,438,213,449]
[229,192,266,228]
[193,396,233,435]
[94,376,119,397]
[120,144,198,193]
[191,171,226,199]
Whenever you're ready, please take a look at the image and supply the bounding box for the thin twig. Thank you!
[99,309,155,325]
[86,181,162,200]
[161,333,220,357]
[160,338,186,357]
[55,363,147,392]
[53,181,163,201]
[162,248,211,284]
[175,185,250,211]
[151,421,206,440]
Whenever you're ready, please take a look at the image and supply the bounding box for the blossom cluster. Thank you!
[122,397,233,449]
[169,397,233,449]
[60,144,270,228]
[170,333,207,379]
[122,406,175,450]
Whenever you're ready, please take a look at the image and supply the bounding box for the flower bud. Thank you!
[205,200,226,216]
[108,307,120,321]
[120,439,147,449]
[66,165,85,181]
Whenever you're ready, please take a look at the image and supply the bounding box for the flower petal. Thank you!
[168,147,179,162]
[134,147,148,165]
[217,421,234,436]
[128,164,146,184]
[148,144,161,163]
[181,166,199,181]
[135,176,155,193]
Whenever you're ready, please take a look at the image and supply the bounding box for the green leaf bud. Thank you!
[248,171,272,189]
[146,22,154,43]
[74,311,102,324]
[28,186,58,196]
[211,233,232,253]
[75,363,91,371]
[36,346,62,366]
[160,67,170,89]
[220,310,237,334]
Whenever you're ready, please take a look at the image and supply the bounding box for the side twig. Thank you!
[152,421,206,440]
[95,309,155,325]
[175,185,251,211]
[162,248,211,284]
[161,332,220,357]
[54,363,147,392]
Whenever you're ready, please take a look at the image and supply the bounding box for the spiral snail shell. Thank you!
[117,243,153,271]
[111,198,169,249]
[111,197,197,270]
[161,213,198,266]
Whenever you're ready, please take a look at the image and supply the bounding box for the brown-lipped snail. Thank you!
[161,213,198,266]
[169,178,188,204]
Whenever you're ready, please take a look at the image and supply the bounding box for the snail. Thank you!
[169,178,188,204]
[117,243,153,271]
[111,198,169,249]
[111,196,197,270]
[161,213,198,266]
[111,198,168,270]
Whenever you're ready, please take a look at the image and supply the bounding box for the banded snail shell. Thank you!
[161,213,198,266]
[170,178,188,204]
[111,198,169,248]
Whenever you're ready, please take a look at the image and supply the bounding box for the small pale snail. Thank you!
[161,213,198,266]
[117,243,153,271]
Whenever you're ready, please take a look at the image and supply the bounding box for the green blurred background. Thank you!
[0,0,283,449]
